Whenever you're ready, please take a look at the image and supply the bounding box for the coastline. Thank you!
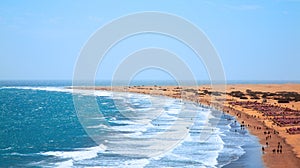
[223,135,263,168]
[72,84,300,168]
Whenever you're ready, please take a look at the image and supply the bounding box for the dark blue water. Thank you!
[0,88,96,167]
[0,81,265,167]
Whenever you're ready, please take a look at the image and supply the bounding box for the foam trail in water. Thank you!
[41,144,107,167]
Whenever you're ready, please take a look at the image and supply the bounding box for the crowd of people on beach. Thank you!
[287,127,300,134]
[229,101,299,117]
[229,101,300,134]
[223,100,295,157]
[273,117,300,126]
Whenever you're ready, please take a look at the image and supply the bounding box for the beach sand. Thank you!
[75,84,300,168]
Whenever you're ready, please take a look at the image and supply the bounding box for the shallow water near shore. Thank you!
[0,82,264,167]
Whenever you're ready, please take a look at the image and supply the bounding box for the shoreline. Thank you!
[72,84,300,168]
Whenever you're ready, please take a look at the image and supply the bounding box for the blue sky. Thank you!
[0,0,299,81]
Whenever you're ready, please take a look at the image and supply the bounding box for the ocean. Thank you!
[0,81,264,167]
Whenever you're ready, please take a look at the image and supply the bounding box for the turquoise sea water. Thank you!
[0,81,265,167]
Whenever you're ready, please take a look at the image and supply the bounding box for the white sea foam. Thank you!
[8,152,33,156]
[2,86,255,167]
[41,144,107,167]
[1,86,112,97]
[93,90,113,97]
[112,124,149,133]
[42,144,106,161]
[82,158,150,168]
[87,124,109,129]
[156,109,226,168]
[108,120,135,125]
[0,147,12,151]
[55,160,73,168]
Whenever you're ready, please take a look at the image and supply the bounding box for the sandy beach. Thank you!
[77,84,300,168]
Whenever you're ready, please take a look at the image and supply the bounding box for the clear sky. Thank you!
[0,0,299,81]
